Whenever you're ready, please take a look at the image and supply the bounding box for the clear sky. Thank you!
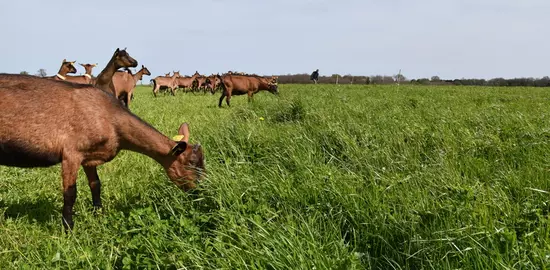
[0,0,548,79]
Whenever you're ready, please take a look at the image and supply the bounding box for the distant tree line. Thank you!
[275,73,550,87]
[410,76,550,87]
[276,73,372,85]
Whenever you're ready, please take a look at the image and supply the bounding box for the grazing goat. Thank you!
[0,74,205,231]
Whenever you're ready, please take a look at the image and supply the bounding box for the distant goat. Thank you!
[112,65,151,107]
[64,63,98,84]
[151,71,180,97]
[50,59,77,81]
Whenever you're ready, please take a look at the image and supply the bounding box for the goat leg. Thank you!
[226,94,231,107]
[84,166,102,212]
[218,92,226,107]
[61,158,80,231]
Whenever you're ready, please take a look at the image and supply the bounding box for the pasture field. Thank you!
[1,84,550,269]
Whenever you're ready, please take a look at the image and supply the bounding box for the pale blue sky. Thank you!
[0,0,548,79]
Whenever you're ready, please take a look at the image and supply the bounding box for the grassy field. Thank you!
[1,84,550,269]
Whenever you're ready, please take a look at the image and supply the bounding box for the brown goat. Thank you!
[151,71,180,97]
[0,74,205,231]
[112,65,151,107]
[50,59,77,80]
[64,63,98,84]
[219,74,279,107]
[193,75,208,92]
[94,48,138,95]
[176,71,200,92]
[205,74,222,94]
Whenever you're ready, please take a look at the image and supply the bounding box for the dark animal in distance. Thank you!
[310,69,319,84]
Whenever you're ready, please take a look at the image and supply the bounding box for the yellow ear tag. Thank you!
[172,135,185,141]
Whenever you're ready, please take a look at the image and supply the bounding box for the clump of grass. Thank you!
[272,99,306,123]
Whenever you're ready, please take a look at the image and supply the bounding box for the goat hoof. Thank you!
[62,219,74,233]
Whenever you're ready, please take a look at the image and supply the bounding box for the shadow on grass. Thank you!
[1,197,57,225]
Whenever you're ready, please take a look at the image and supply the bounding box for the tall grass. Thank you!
[1,84,549,269]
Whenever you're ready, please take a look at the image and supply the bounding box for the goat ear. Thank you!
[178,123,190,143]
[169,141,187,156]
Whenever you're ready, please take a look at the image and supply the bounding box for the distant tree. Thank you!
[535,76,550,87]
[430,76,441,82]
[36,69,47,77]
[20,71,29,75]
[370,75,395,84]
[393,73,407,83]
[414,78,430,85]
[488,78,507,86]
[370,75,383,84]
[343,74,354,84]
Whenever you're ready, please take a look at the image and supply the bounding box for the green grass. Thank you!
[1,84,550,269]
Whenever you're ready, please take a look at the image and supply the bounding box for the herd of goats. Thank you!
[0,48,257,231]
[47,52,279,109]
